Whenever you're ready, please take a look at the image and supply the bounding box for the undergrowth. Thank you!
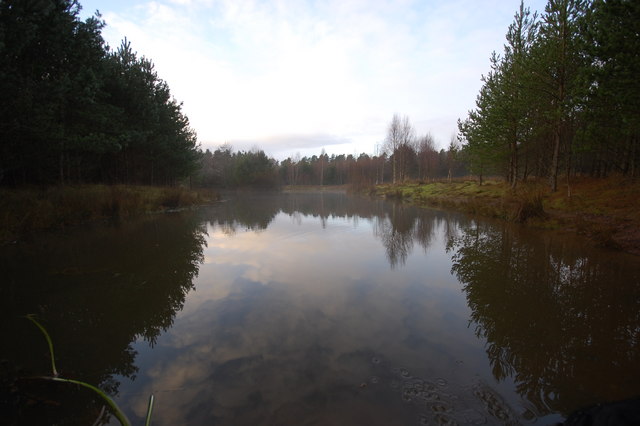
[0,185,218,243]
[371,176,640,253]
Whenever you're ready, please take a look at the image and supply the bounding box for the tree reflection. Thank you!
[447,219,640,415]
[371,201,444,268]
[202,193,442,270]
[205,193,283,234]
[0,213,206,424]
[374,204,415,268]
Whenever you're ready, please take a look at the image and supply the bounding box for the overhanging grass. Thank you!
[371,176,640,253]
[25,314,139,426]
[0,185,219,243]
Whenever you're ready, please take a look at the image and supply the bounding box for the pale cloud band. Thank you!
[81,0,548,159]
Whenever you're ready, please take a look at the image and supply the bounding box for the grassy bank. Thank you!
[371,177,640,255]
[0,185,219,243]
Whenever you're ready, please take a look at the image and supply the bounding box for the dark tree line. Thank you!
[281,140,467,187]
[193,139,466,190]
[458,0,640,190]
[0,0,199,186]
[12,1,633,191]
[204,0,638,191]
[196,144,279,189]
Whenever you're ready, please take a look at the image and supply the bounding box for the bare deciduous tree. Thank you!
[384,114,416,184]
[416,132,437,181]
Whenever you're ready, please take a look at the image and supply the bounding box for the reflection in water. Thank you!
[447,219,640,416]
[373,202,437,269]
[0,214,206,424]
[211,192,439,269]
[2,193,640,425]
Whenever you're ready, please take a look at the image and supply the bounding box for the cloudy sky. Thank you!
[79,0,547,160]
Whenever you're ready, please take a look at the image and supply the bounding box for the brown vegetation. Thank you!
[372,176,640,255]
[0,185,219,243]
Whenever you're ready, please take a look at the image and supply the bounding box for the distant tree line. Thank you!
[195,145,279,189]
[205,0,637,191]
[0,0,199,186]
[458,0,639,191]
[193,126,466,190]
[273,115,466,188]
[7,0,633,192]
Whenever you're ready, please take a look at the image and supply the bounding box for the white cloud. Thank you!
[82,0,549,158]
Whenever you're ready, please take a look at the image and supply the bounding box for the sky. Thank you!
[78,0,548,160]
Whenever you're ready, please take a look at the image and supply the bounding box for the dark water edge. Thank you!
[1,192,639,425]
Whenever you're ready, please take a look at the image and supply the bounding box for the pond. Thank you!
[2,192,640,425]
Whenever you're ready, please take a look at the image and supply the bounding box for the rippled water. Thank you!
[2,192,640,425]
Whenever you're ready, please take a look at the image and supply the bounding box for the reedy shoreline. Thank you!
[369,176,640,256]
[0,185,219,244]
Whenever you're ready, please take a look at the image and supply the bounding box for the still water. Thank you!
[2,192,640,425]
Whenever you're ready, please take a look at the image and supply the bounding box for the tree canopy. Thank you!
[459,0,639,190]
[0,0,199,186]
[5,0,635,190]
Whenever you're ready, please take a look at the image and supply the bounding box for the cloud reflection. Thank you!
[118,194,488,425]
[83,192,638,425]
[127,271,480,425]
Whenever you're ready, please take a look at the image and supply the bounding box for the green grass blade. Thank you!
[25,314,152,426]
[49,377,132,426]
[145,394,155,426]
[25,314,58,376]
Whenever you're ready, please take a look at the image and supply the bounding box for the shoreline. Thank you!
[369,177,640,256]
[0,185,219,244]
[281,184,349,193]
[3,179,638,256]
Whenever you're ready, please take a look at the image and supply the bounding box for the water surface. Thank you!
[2,193,640,425]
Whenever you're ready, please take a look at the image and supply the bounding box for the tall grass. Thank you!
[0,185,218,243]
[371,176,640,253]
[372,180,547,223]
[25,314,153,426]
[508,185,546,223]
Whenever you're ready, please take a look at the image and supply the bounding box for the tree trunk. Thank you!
[509,142,517,189]
[549,129,561,192]
[392,156,396,184]
[566,134,572,198]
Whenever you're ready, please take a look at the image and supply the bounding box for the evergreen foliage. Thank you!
[0,0,199,186]
[459,0,639,190]
[4,0,635,191]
